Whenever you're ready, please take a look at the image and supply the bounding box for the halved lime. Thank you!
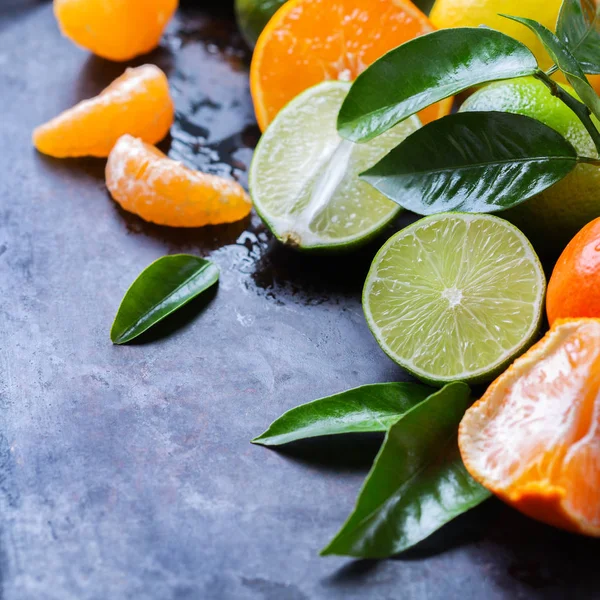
[363,213,546,385]
[249,81,421,251]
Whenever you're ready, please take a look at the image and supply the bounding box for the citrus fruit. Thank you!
[459,318,600,537]
[460,76,600,255]
[546,218,600,325]
[430,0,562,72]
[235,0,287,47]
[33,64,174,159]
[249,81,421,250]
[106,135,252,227]
[363,213,546,385]
[430,0,600,94]
[54,0,178,62]
[250,0,453,129]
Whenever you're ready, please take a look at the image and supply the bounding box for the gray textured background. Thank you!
[0,2,598,598]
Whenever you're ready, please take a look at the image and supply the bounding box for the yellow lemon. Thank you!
[431,0,560,72]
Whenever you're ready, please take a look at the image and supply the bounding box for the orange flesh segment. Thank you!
[54,0,178,62]
[33,64,174,158]
[459,319,600,536]
[106,135,252,227]
[250,0,451,130]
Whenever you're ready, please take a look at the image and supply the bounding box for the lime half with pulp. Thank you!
[249,81,421,251]
[363,213,546,385]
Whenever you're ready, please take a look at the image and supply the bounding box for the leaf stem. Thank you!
[579,156,600,167]
[535,70,600,156]
[546,64,559,76]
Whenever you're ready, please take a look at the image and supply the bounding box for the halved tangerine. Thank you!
[459,318,600,537]
[250,0,452,130]
[106,135,252,227]
[33,64,174,158]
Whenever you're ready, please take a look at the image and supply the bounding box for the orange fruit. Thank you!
[589,75,600,96]
[546,217,600,326]
[250,0,452,130]
[33,65,174,159]
[459,318,600,537]
[106,135,252,227]
[54,0,178,62]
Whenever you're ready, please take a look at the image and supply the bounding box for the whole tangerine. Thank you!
[547,217,600,325]
[54,0,178,62]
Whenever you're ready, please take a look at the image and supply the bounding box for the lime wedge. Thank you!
[363,213,546,385]
[249,81,421,250]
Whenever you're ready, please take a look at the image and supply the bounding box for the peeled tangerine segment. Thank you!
[54,0,178,62]
[459,319,600,536]
[106,135,252,227]
[33,64,174,158]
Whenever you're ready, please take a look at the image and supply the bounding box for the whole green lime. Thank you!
[460,76,600,256]
[235,0,287,47]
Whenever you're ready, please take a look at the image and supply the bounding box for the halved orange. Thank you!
[459,318,600,537]
[250,0,453,130]
[106,135,252,227]
[33,65,174,158]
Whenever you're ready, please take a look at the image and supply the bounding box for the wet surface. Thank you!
[0,1,599,599]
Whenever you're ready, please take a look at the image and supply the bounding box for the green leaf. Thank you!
[252,382,433,446]
[502,15,600,121]
[235,0,287,47]
[321,382,491,558]
[557,0,600,74]
[361,111,578,215]
[337,28,538,143]
[111,254,219,344]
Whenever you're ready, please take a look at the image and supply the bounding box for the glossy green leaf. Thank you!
[557,0,600,74]
[111,254,219,344]
[361,111,578,215]
[337,28,538,143]
[502,15,600,120]
[321,382,491,558]
[252,382,433,446]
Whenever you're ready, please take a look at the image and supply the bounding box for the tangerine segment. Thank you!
[106,135,252,227]
[250,0,451,130]
[459,319,600,536]
[54,0,178,62]
[33,65,174,159]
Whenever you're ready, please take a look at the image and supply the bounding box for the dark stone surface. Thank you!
[0,2,599,599]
